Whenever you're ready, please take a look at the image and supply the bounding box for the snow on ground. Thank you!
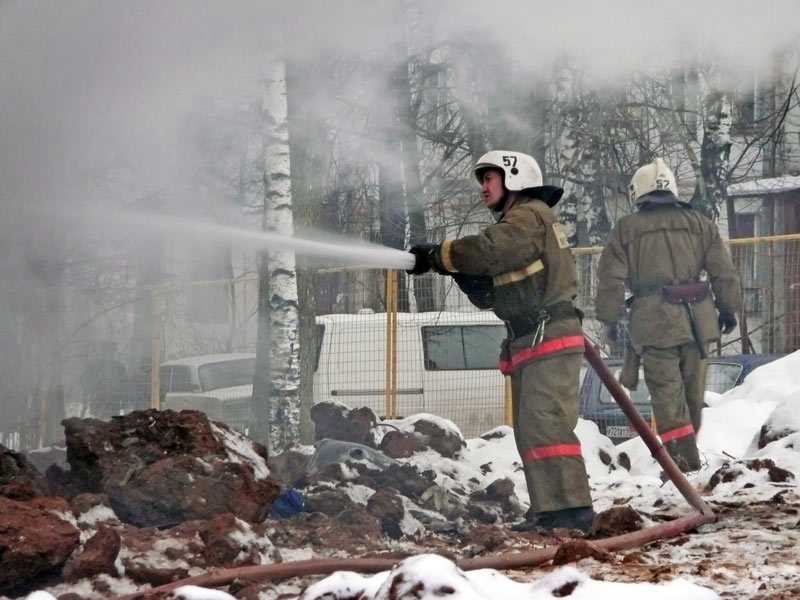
[298,350,800,599]
[23,351,800,599]
[210,422,271,480]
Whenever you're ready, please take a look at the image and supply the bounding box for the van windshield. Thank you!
[705,362,744,394]
[422,325,505,370]
[198,358,256,391]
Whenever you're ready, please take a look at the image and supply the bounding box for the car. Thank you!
[159,353,256,433]
[579,353,787,444]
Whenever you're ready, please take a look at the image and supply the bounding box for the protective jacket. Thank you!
[595,203,741,351]
[431,195,584,370]
[432,194,592,513]
[595,199,742,472]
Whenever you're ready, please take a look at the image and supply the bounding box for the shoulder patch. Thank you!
[552,222,570,249]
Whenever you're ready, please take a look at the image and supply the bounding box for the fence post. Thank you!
[149,287,162,410]
[790,283,800,352]
[504,376,512,426]
[385,269,398,419]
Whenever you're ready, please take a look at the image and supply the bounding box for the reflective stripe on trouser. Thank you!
[511,351,593,513]
[642,342,706,472]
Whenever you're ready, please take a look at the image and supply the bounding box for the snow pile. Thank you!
[617,351,800,491]
[301,555,720,600]
[211,422,271,480]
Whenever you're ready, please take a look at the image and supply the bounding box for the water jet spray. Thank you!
[42,205,418,271]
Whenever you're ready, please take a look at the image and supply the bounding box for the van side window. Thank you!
[421,325,504,370]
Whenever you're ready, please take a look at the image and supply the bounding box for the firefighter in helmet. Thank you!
[407,150,595,533]
[595,157,742,472]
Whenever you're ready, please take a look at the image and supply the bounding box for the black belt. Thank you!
[634,279,700,297]
[503,301,579,340]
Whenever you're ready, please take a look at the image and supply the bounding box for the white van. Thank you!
[313,311,507,438]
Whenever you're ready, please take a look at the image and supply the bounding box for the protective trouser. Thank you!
[641,342,707,472]
[510,351,593,513]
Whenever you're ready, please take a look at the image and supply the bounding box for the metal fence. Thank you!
[156,233,800,440]
[5,234,800,450]
[726,234,800,354]
[313,268,509,439]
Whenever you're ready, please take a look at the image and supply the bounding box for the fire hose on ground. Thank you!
[113,337,716,599]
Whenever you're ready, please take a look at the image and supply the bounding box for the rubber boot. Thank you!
[532,506,596,533]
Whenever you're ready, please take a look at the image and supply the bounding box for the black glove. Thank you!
[602,323,618,346]
[406,243,439,275]
[718,311,737,335]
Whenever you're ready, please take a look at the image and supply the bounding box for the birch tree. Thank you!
[546,65,619,246]
[690,70,733,220]
[251,56,300,452]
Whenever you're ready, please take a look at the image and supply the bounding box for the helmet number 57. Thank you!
[502,155,517,167]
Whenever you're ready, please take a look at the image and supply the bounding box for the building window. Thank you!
[735,213,756,238]
[734,213,760,314]
[732,75,765,135]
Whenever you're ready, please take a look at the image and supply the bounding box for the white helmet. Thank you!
[474,150,564,206]
[474,150,543,190]
[629,157,685,205]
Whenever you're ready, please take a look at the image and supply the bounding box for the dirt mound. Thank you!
[0,403,666,598]
[0,496,80,596]
[0,409,283,595]
[0,445,51,499]
[59,409,280,527]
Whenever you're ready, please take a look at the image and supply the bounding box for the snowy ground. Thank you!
[23,350,800,600]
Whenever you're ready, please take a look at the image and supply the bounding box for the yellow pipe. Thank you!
[724,232,800,244]
[390,281,397,419]
[384,270,397,419]
[571,231,800,255]
[504,376,513,426]
[150,289,162,410]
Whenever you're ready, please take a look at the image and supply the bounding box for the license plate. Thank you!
[605,425,634,439]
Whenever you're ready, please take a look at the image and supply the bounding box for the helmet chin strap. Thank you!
[495,188,510,213]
